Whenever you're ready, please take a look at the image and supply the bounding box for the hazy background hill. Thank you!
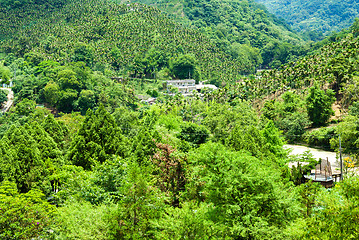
[256,0,359,41]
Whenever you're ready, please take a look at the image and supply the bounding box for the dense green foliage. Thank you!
[1,72,359,239]
[2,0,359,239]
[69,105,128,169]
[210,26,359,108]
[0,181,56,240]
[303,127,336,150]
[125,0,307,70]
[256,0,359,40]
[306,84,335,127]
[0,91,302,239]
[0,0,246,84]
[0,89,7,105]
[0,63,11,84]
[2,56,138,113]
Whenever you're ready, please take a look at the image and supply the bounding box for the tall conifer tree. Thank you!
[69,104,127,170]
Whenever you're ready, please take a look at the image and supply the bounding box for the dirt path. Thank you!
[0,87,14,112]
[331,102,343,121]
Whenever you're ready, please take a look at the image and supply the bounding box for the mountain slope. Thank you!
[120,0,307,69]
[235,25,359,107]
[256,0,359,40]
[0,0,245,84]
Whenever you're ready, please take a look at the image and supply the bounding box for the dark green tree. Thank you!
[178,122,210,145]
[0,181,56,239]
[112,106,140,137]
[111,162,165,239]
[131,128,158,164]
[42,114,68,147]
[77,89,96,115]
[43,81,60,107]
[73,43,94,66]
[262,100,277,120]
[25,121,63,164]
[0,125,45,192]
[0,89,7,106]
[0,65,11,84]
[57,69,82,91]
[298,181,320,216]
[278,112,311,143]
[306,84,335,127]
[227,124,267,159]
[187,142,300,239]
[68,105,128,170]
[170,54,199,80]
[14,98,36,116]
[24,51,44,67]
[57,89,78,113]
[282,91,300,113]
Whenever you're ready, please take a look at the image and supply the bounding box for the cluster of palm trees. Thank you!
[0,0,242,84]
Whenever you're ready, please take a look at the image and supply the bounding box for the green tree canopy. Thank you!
[0,64,12,84]
[0,89,8,105]
[43,81,60,107]
[306,84,335,127]
[73,43,94,67]
[170,54,199,80]
[0,123,59,193]
[187,142,300,239]
[0,181,56,239]
[68,104,128,170]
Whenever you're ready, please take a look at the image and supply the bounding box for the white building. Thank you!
[165,79,196,94]
[196,81,218,91]
[165,79,218,95]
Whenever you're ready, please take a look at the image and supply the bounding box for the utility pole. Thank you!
[339,134,343,181]
[190,98,193,123]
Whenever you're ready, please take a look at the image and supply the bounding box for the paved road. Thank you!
[0,87,14,112]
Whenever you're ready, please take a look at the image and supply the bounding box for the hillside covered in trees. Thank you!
[256,0,359,40]
[0,0,245,85]
[122,0,308,69]
[2,0,359,239]
[206,21,359,152]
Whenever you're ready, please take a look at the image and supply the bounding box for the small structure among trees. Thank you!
[164,79,218,95]
[304,158,334,187]
[164,79,196,95]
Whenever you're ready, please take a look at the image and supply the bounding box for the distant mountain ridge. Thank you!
[256,0,359,40]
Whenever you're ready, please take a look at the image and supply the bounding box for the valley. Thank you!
[1,0,359,239]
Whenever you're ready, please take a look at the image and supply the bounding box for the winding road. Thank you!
[0,87,14,112]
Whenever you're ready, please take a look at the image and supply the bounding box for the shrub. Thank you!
[0,181,56,240]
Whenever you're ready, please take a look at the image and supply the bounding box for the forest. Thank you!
[256,0,359,41]
[122,0,310,69]
[1,0,359,239]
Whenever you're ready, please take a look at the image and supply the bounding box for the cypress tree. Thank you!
[0,125,44,192]
[69,104,128,170]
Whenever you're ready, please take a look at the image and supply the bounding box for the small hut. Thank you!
[304,158,334,188]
